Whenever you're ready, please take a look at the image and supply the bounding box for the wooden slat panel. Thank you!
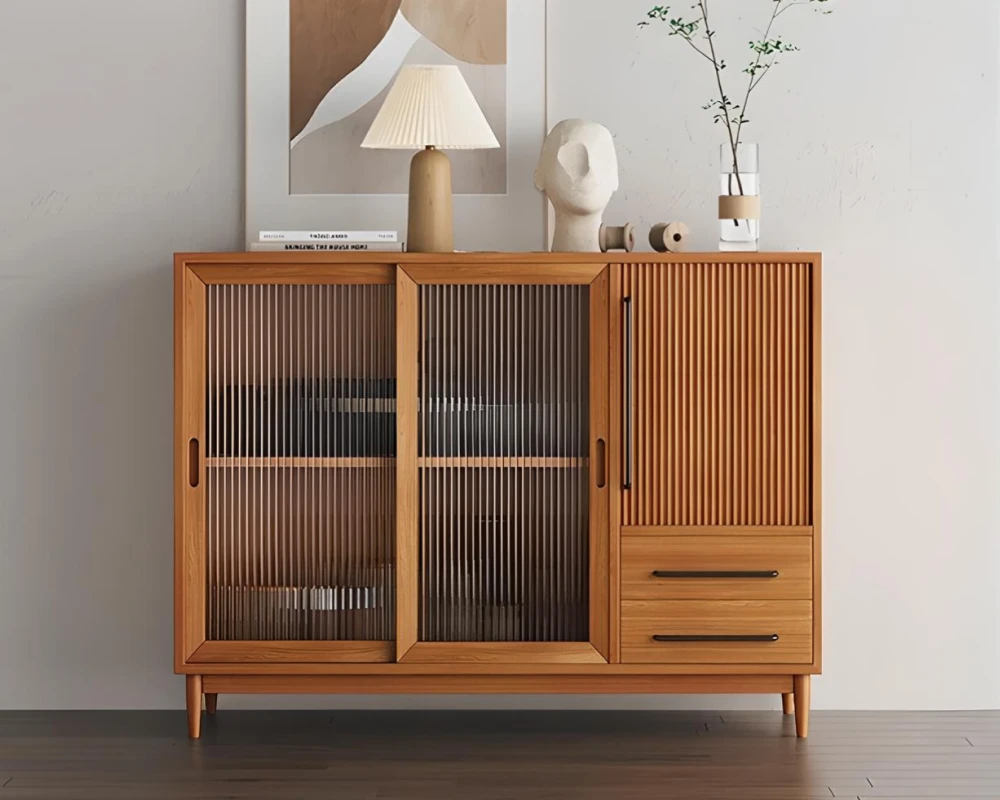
[623,525,811,536]
[621,261,813,527]
[622,599,812,664]
[621,536,812,600]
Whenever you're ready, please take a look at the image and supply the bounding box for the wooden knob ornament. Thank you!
[649,222,691,253]
[598,223,635,253]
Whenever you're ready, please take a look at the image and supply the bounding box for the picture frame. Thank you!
[245,0,546,251]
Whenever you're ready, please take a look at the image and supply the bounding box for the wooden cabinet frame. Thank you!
[175,252,821,740]
[175,259,398,668]
[394,264,611,664]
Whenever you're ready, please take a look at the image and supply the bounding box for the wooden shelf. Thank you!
[418,457,587,469]
[207,457,393,469]
[206,457,587,469]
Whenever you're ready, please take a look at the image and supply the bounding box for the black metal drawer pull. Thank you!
[651,570,779,580]
[652,634,780,643]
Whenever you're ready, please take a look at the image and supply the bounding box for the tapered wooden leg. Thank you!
[186,675,202,739]
[793,675,810,738]
[205,692,218,715]
[782,692,794,715]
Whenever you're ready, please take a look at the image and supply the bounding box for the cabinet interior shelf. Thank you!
[206,457,587,469]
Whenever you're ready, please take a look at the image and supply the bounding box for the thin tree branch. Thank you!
[734,0,782,150]
[698,0,744,193]
[775,0,811,18]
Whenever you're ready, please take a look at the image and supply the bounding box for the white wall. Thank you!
[0,0,997,710]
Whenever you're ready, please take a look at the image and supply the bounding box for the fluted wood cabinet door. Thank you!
[614,259,820,530]
[396,265,611,664]
[175,260,398,666]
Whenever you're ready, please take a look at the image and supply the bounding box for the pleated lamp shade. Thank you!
[361,65,500,150]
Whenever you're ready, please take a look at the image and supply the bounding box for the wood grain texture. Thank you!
[3,710,997,798]
[175,261,207,668]
[396,269,419,660]
[179,660,819,676]
[622,525,812,536]
[621,599,812,664]
[189,263,396,284]
[620,261,814,528]
[621,536,812,600]
[811,257,824,672]
[589,267,611,660]
[179,252,822,266]
[185,675,202,739]
[608,266,623,663]
[190,641,394,664]
[202,674,789,694]
[399,642,606,664]
[401,263,606,284]
[794,673,811,738]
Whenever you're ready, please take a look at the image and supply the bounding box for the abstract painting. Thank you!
[289,0,507,195]
[245,0,544,250]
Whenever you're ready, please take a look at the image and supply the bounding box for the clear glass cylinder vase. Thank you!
[719,143,760,252]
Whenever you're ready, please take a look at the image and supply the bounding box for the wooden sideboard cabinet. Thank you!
[175,252,821,739]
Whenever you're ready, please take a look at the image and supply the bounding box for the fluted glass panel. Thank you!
[418,284,589,642]
[205,284,395,640]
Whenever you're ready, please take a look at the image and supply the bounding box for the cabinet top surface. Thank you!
[176,251,822,267]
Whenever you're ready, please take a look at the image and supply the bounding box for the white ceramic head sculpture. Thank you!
[534,119,619,252]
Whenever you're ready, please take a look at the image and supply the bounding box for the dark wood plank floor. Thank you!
[0,710,997,799]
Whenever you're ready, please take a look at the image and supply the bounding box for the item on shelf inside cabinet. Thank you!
[210,378,396,458]
[361,65,500,253]
[535,119,619,252]
[649,221,691,253]
[420,397,585,457]
[598,223,635,253]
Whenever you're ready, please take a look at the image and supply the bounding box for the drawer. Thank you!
[621,600,812,664]
[621,536,812,600]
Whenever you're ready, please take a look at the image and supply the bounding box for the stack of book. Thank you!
[249,230,404,252]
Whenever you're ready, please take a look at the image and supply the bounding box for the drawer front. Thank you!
[622,536,812,600]
[621,600,812,664]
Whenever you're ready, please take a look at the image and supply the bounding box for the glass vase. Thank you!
[719,143,760,252]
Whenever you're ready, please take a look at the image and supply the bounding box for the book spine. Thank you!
[258,230,398,243]
[249,242,404,252]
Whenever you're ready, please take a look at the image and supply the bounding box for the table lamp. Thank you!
[361,65,500,253]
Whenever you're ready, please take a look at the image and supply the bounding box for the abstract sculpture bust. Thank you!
[534,119,619,252]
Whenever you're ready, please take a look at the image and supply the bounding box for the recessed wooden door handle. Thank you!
[652,634,780,643]
[188,438,200,488]
[595,438,606,489]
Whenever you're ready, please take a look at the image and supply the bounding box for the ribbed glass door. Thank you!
[418,284,590,643]
[204,283,395,642]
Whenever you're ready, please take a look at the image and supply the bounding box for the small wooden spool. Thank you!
[598,223,635,253]
[649,221,691,253]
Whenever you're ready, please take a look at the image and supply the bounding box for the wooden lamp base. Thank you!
[407,147,454,253]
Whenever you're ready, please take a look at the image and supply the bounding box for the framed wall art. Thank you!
[245,0,546,250]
